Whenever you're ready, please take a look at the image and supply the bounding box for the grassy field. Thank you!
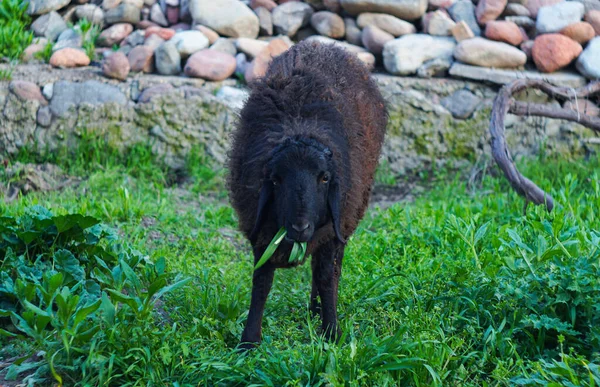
[1,143,599,386]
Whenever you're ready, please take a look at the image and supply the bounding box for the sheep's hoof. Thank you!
[323,325,341,343]
[237,341,260,353]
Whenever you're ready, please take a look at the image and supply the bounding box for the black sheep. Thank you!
[227,41,388,348]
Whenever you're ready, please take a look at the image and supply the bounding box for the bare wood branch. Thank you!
[490,79,600,212]
[509,102,600,132]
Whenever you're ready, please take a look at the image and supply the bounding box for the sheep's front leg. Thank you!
[314,239,344,342]
[240,251,275,350]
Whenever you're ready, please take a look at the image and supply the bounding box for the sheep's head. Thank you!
[250,137,344,244]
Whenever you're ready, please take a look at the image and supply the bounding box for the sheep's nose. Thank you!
[292,221,310,232]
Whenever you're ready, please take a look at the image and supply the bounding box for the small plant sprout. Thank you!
[254,227,307,270]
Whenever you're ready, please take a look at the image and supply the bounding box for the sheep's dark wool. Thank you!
[227,41,388,348]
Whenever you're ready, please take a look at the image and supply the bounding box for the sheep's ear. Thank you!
[328,178,346,244]
[250,181,272,243]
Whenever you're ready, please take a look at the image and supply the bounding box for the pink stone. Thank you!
[9,81,47,105]
[532,33,583,73]
[102,51,130,80]
[485,20,523,46]
[128,45,154,72]
[184,49,236,81]
[476,0,507,24]
[49,48,90,68]
[144,26,176,40]
[97,23,134,47]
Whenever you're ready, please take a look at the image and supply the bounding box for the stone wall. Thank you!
[1,64,594,173]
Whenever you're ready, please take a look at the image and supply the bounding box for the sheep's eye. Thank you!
[321,174,330,184]
[271,176,281,186]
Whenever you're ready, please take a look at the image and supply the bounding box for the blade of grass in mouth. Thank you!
[254,227,307,270]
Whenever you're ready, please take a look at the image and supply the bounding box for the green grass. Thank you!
[1,142,600,386]
[0,0,33,61]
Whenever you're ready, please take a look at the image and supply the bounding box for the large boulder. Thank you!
[454,37,527,68]
[536,1,585,34]
[576,37,600,79]
[189,0,259,38]
[383,34,455,75]
[49,80,127,117]
[340,0,428,21]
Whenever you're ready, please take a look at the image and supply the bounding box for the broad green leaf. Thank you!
[54,249,85,282]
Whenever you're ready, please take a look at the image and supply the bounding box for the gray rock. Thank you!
[216,85,249,110]
[37,106,52,127]
[383,34,455,75]
[536,1,585,33]
[75,4,105,26]
[137,83,175,103]
[416,57,453,77]
[49,80,128,117]
[150,3,169,26]
[449,62,588,87]
[52,29,83,52]
[210,38,237,56]
[235,52,249,76]
[570,0,600,13]
[448,0,481,36]
[255,6,273,36]
[576,37,600,79]
[122,29,146,47]
[190,0,259,38]
[272,2,314,37]
[144,34,165,51]
[296,26,318,41]
[31,11,68,42]
[180,0,190,21]
[42,83,54,100]
[344,17,363,46]
[27,0,70,15]
[155,41,182,75]
[505,15,535,29]
[170,30,210,57]
[340,0,427,21]
[104,3,141,24]
[504,3,531,16]
[441,89,481,119]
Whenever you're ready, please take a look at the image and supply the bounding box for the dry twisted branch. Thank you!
[490,79,600,212]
